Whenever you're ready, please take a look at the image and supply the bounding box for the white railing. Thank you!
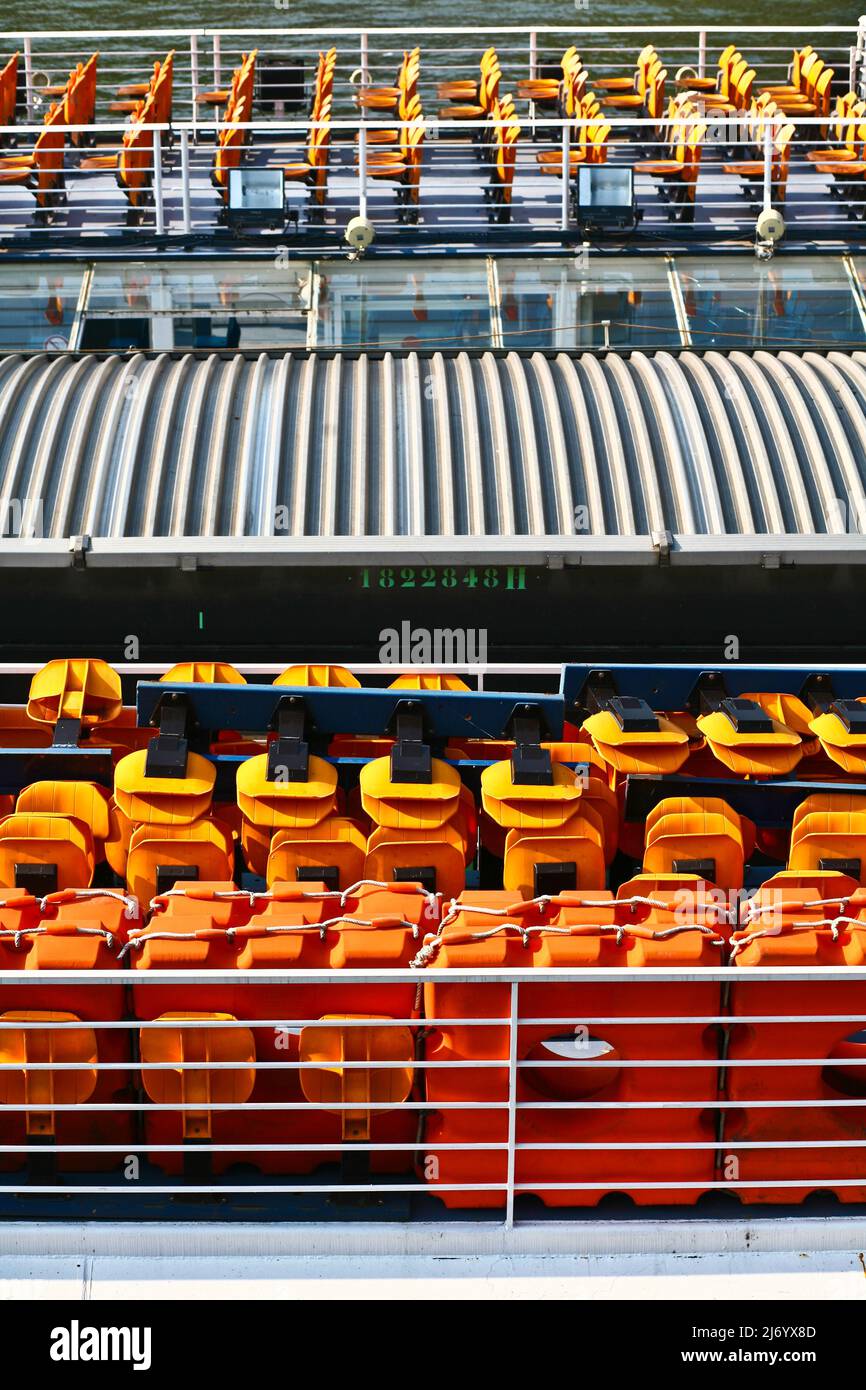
[1,966,865,1225]
[1,110,864,245]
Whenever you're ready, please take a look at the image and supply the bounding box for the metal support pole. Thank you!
[561,122,570,231]
[698,30,707,81]
[505,981,519,1229]
[762,121,773,212]
[23,37,33,120]
[213,34,222,90]
[358,123,368,219]
[153,129,165,236]
[180,129,192,233]
[360,31,369,87]
[190,34,200,141]
[529,30,538,135]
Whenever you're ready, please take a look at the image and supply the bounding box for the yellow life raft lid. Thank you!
[275,664,360,688]
[236,752,338,829]
[160,662,246,685]
[481,758,583,830]
[359,754,461,830]
[696,698,803,776]
[114,748,216,826]
[582,708,690,775]
[809,699,866,774]
[27,659,122,729]
[388,673,471,691]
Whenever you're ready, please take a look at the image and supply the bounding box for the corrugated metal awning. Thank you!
[0,348,864,562]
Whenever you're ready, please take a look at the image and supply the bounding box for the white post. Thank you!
[505,982,519,1228]
[23,37,33,120]
[360,31,369,87]
[153,129,165,235]
[763,120,773,211]
[213,34,222,90]
[190,34,200,141]
[358,122,368,219]
[529,29,538,135]
[180,128,192,233]
[698,30,707,81]
[561,121,570,231]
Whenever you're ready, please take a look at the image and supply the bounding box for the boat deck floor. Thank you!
[0,132,859,243]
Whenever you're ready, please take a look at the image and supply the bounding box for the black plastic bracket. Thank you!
[15,862,57,895]
[800,672,835,714]
[819,856,862,877]
[506,703,552,786]
[389,702,432,784]
[689,671,729,715]
[718,697,773,735]
[51,717,83,748]
[534,861,577,896]
[267,697,311,782]
[156,864,199,897]
[393,864,437,893]
[297,864,340,890]
[673,858,716,879]
[571,670,659,732]
[578,669,618,716]
[145,695,191,779]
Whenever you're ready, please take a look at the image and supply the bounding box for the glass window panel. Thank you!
[677,256,866,349]
[316,260,492,348]
[0,264,88,351]
[496,256,681,348]
[84,260,312,349]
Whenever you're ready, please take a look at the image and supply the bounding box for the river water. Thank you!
[0,1,858,31]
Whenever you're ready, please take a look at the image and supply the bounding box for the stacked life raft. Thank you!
[0,656,865,1207]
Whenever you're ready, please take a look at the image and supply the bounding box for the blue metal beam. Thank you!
[0,747,114,795]
[137,682,565,741]
[562,663,866,710]
[624,775,866,827]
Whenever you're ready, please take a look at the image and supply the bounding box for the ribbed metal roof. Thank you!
[1,348,865,555]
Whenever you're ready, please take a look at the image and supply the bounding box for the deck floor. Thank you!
[0,130,859,243]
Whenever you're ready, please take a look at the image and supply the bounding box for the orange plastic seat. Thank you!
[0,813,94,891]
[126,818,234,904]
[643,797,745,890]
[267,817,366,890]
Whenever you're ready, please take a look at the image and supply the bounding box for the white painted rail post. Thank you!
[23,37,33,120]
[698,30,707,80]
[763,121,773,212]
[358,123,368,220]
[505,981,519,1228]
[561,122,570,231]
[529,30,537,134]
[180,129,192,233]
[190,34,200,141]
[153,130,165,235]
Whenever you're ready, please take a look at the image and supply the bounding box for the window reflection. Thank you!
[82,262,312,350]
[0,265,87,352]
[496,257,682,348]
[677,257,866,349]
[316,262,492,348]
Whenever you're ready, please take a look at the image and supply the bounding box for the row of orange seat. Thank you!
[1,870,864,1205]
[0,656,863,1203]
[8,660,866,906]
